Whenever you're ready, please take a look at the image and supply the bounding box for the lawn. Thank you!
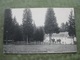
[3,44,77,53]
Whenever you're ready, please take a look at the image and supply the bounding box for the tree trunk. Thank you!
[23,34,24,41]
[6,34,8,44]
[72,36,74,44]
[49,33,52,45]
[27,35,28,44]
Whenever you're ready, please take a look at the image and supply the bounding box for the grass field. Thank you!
[0,0,80,60]
[3,45,77,53]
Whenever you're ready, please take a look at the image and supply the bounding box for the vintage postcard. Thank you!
[3,8,77,53]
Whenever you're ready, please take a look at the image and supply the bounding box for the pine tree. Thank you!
[60,22,69,32]
[60,23,66,32]
[4,9,14,44]
[44,8,59,44]
[65,22,69,31]
[13,17,23,42]
[22,9,34,43]
[33,27,44,42]
[68,10,76,39]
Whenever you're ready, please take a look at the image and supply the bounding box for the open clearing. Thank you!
[3,44,77,53]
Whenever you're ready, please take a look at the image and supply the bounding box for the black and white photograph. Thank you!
[3,8,77,53]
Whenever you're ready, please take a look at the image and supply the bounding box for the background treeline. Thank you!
[3,8,76,44]
[4,9,45,44]
[60,10,76,37]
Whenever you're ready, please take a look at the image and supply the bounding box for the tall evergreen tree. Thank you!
[65,22,69,31]
[4,9,14,44]
[60,23,66,32]
[68,10,76,38]
[60,22,69,32]
[22,9,34,43]
[13,17,23,42]
[44,8,59,44]
[33,27,44,42]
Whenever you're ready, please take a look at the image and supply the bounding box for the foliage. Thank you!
[13,17,23,42]
[44,8,59,34]
[68,10,76,37]
[44,8,59,44]
[22,9,34,43]
[33,26,44,42]
[3,9,23,44]
[3,9,15,44]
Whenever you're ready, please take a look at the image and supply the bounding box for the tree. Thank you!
[68,10,76,41]
[39,27,45,42]
[60,22,69,32]
[60,23,66,32]
[33,27,44,42]
[22,9,34,43]
[13,17,23,42]
[4,9,14,44]
[44,8,59,44]
[65,22,69,31]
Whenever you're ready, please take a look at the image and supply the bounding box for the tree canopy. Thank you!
[22,9,34,43]
[44,8,59,44]
[68,10,76,37]
[44,8,59,34]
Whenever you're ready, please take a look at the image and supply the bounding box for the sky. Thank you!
[12,8,74,27]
